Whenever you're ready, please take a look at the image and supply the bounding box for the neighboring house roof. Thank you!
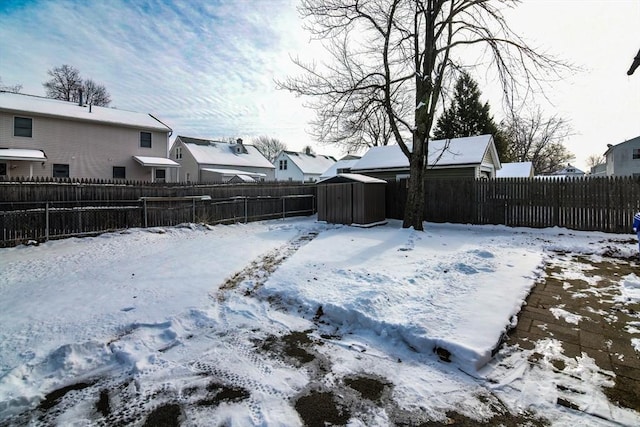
[496,162,534,178]
[320,159,359,179]
[352,135,500,171]
[176,136,275,170]
[201,168,266,178]
[0,91,171,132]
[280,151,337,174]
[552,163,585,176]
[603,135,640,157]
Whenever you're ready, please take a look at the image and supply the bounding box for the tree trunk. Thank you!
[402,136,426,230]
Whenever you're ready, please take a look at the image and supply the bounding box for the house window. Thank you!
[140,131,152,148]
[0,163,6,176]
[279,159,288,170]
[175,147,182,160]
[14,117,32,137]
[52,164,69,178]
[155,169,166,182]
[113,166,126,179]
[633,149,640,160]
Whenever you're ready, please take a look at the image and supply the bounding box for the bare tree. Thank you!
[585,153,605,169]
[43,65,111,106]
[252,136,287,162]
[0,77,22,93]
[502,108,574,175]
[43,65,82,102]
[280,0,569,230]
[82,79,111,106]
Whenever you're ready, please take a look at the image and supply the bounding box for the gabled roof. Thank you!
[320,159,359,179]
[552,163,585,176]
[176,136,275,169]
[0,91,171,132]
[603,135,640,156]
[496,162,534,178]
[280,151,337,174]
[318,173,387,184]
[352,134,499,171]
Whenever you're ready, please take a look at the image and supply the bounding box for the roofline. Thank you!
[0,91,171,132]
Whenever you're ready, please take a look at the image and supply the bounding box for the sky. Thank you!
[1,217,639,425]
[0,0,638,171]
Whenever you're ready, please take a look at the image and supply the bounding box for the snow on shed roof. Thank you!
[282,151,337,174]
[178,137,275,169]
[0,91,171,131]
[352,134,496,171]
[318,173,387,184]
[496,162,533,178]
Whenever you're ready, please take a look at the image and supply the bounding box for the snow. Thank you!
[0,148,47,161]
[1,218,638,425]
[317,173,387,184]
[280,151,337,174]
[319,159,359,179]
[352,134,494,171]
[183,140,275,169]
[0,91,170,132]
[497,162,534,178]
[132,155,180,167]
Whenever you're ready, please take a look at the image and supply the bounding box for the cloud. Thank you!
[0,0,319,148]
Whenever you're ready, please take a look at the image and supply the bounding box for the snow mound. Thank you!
[260,222,544,373]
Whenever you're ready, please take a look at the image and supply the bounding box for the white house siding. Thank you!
[0,111,170,181]
[605,136,640,177]
[169,140,200,183]
[274,152,305,182]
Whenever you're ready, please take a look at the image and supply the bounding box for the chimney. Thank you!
[78,88,83,106]
[305,146,312,155]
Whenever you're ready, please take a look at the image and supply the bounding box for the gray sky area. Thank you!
[1,0,638,170]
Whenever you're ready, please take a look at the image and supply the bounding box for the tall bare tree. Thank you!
[280,0,568,230]
[502,107,574,175]
[43,64,111,106]
[252,136,287,162]
[586,153,605,169]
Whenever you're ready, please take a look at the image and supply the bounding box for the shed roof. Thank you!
[352,134,498,171]
[318,173,387,184]
[0,91,171,132]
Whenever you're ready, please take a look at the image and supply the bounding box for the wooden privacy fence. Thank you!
[0,194,315,247]
[0,178,317,247]
[386,176,640,234]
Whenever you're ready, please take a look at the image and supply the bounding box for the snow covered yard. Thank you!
[0,217,639,426]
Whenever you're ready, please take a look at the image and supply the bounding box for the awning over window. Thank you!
[0,148,47,161]
[132,156,180,168]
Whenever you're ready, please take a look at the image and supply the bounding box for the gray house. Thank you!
[0,91,177,181]
[169,136,275,183]
[351,134,501,180]
[603,136,640,177]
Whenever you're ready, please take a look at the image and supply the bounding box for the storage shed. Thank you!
[316,173,386,225]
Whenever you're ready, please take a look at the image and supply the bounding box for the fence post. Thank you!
[282,197,286,219]
[192,198,196,223]
[143,198,148,228]
[244,197,248,223]
[45,202,50,242]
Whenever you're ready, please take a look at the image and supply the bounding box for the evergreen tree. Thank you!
[433,72,508,161]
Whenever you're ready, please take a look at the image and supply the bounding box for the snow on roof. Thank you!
[231,174,257,183]
[179,137,275,169]
[317,173,387,184]
[201,168,266,177]
[0,91,171,132]
[352,135,495,171]
[496,162,533,178]
[0,148,47,161]
[282,151,337,174]
[319,159,359,179]
[133,156,180,167]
